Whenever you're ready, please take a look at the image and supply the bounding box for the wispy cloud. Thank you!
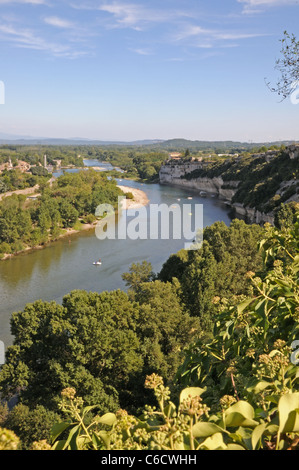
[129,47,153,55]
[172,22,268,48]
[100,2,188,28]
[71,1,193,31]
[69,2,269,53]
[0,22,89,58]
[237,0,299,14]
[0,0,47,4]
[44,16,76,29]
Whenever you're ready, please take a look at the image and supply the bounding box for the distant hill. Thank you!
[0,133,297,151]
[0,133,165,146]
[147,138,299,152]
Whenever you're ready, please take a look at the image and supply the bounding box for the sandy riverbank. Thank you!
[117,185,149,210]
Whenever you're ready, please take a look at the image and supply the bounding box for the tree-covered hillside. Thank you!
[182,147,299,214]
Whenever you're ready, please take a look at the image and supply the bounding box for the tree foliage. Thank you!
[45,208,299,451]
[267,31,299,101]
[1,204,298,450]
[159,219,264,332]
[0,169,123,257]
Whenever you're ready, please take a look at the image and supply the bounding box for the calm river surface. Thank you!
[0,161,233,347]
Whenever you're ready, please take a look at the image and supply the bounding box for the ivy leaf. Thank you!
[98,413,117,427]
[192,422,226,438]
[180,387,206,404]
[278,393,299,434]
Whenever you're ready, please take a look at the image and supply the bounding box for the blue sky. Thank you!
[0,0,298,142]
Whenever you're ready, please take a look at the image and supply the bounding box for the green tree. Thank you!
[0,290,141,413]
[59,199,79,228]
[267,31,299,101]
[134,280,200,380]
[122,260,155,294]
[158,219,264,332]
[3,404,60,450]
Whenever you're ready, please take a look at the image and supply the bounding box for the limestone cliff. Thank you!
[159,145,299,225]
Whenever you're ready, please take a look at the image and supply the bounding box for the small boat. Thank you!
[93,259,102,266]
[187,197,193,200]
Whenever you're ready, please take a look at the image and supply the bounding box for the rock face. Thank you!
[159,164,273,224]
[159,165,237,201]
[159,145,299,225]
[289,145,299,160]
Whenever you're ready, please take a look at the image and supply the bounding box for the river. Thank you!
[0,160,233,347]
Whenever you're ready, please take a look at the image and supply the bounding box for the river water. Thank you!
[0,161,232,347]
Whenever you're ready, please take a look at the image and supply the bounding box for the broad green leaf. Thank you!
[265,424,279,435]
[98,413,117,426]
[51,421,71,443]
[265,395,280,405]
[228,426,252,450]
[82,405,99,417]
[251,423,268,450]
[93,431,109,450]
[198,432,227,450]
[63,424,80,450]
[227,443,246,450]
[76,436,89,450]
[237,298,254,315]
[255,298,268,319]
[224,401,258,428]
[247,380,272,394]
[278,393,299,434]
[52,439,67,450]
[192,422,226,438]
[225,412,258,428]
[180,387,206,404]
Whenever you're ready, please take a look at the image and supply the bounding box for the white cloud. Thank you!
[98,2,172,29]
[172,23,268,46]
[71,1,192,31]
[0,0,47,4]
[237,0,299,14]
[129,47,152,55]
[44,16,75,28]
[0,22,88,58]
